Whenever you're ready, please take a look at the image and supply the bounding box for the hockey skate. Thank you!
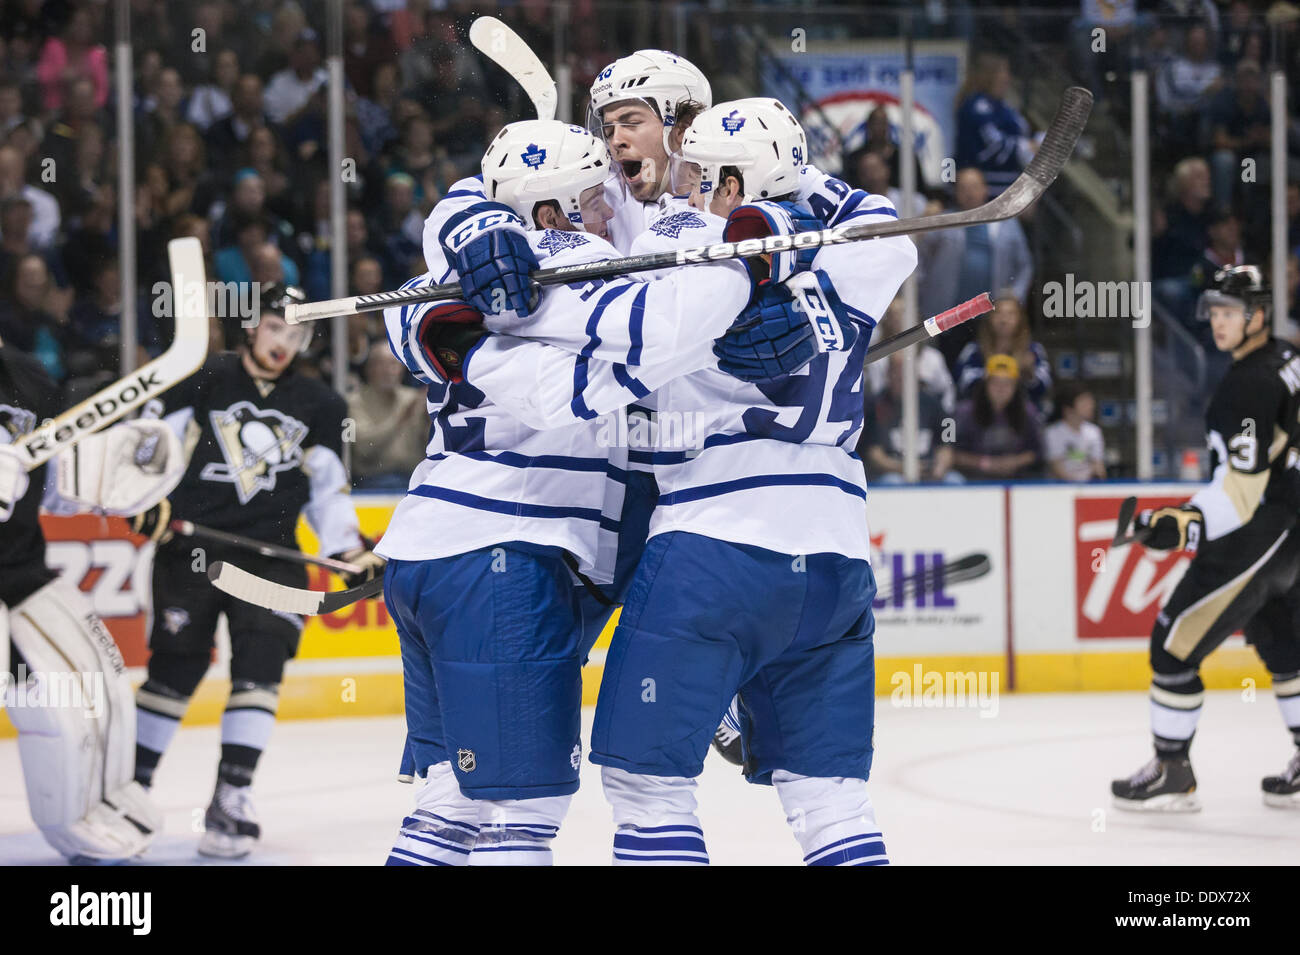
[198,781,260,858]
[1262,750,1300,809]
[1111,755,1200,812]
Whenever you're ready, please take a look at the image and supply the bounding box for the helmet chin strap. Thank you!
[1235,308,1269,352]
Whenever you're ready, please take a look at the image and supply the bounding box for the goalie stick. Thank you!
[469,15,557,121]
[284,87,1092,324]
[13,237,209,470]
[202,293,995,616]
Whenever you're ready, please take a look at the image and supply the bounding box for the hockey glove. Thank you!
[722,201,820,287]
[713,282,817,382]
[1135,504,1204,553]
[415,301,489,384]
[333,544,386,589]
[131,498,174,544]
[439,202,541,317]
[0,445,30,523]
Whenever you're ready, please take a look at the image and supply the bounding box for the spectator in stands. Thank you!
[66,258,158,375]
[860,351,961,485]
[158,124,217,220]
[1206,58,1271,208]
[343,1,395,98]
[916,168,1033,368]
[0,76,25,138]
[351,255,384,298]
[187,48,240,132]
[0,253,69,381]
[1153,157,1213,319]
[242,125,294,224]
[41,74,103,182]
[864,297,956,414]
[348,346,432,490]
[35,6,108,113]
[952,354,1044,481]
[264,28,326,127]
[955,52,1036,197]
[1043,382,1107,481]
[1155,23,1222,154]
[1188,206,1245,300]
[213,168,291,253]
[1219,1,1265,71]
[954,296,1052,412]
[356,61,399,158]
[215,216,298,287]
[0,143,59,250]
[852,150,911,218]
[50,119,104,220]
[206,74,271,184]
[139,66,186,155]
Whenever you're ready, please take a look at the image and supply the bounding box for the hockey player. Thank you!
[0,336,180,863]
[1112,266,1300,811]
[379,119,773,865]
[129,284,382,857]
[425,98,913,863]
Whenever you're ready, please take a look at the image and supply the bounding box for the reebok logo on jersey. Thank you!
[200,401,307,504]
[649,211,707,239]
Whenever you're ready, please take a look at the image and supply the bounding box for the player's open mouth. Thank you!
[621,159,643,179]
[270,349,287,363]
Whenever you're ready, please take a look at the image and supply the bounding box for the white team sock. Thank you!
[469,795,570,866]
[773,770,889,866]
[1149,681,1203,745]
[1273,672,1300,741]
[386,761,479,866]
[602,766,709,866]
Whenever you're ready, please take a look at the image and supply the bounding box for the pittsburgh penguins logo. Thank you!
[0,404,37,446]
[200,401,307,503]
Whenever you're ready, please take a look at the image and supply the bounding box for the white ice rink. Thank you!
[2,689,1296,865]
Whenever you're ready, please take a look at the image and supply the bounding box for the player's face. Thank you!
[249,313,309,376]
[579,184,614,239]
[1208,303,1248,351]
[601,103,667,201]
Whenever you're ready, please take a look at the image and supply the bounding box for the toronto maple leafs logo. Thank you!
[650,211,707,238]
[537,230,591,254]
[521,143,547,169]
[721,109,746,135]
[0,404,37,445]
[200,401,308,504]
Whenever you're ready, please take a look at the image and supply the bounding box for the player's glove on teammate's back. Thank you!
[439,201,540,317]
[416,301,489,384]
[1136,504,1204,552]
[714,282,820,382]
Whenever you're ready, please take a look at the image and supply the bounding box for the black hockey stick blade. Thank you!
[875,551,991,605]
[286,88,1093,323]
[1111,496,1138,546]
[172,520,362,575]
[207,560,384,615]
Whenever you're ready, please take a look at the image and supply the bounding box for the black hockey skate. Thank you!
[1262,750,1300,809]
[1111,755,1200,812]
[198,780,260,858]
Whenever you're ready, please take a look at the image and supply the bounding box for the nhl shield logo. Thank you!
[457,748,476,772]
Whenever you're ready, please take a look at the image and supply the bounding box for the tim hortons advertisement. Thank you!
[1074,494,1191,640]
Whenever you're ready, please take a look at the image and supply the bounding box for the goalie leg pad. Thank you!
[6,579,157,860]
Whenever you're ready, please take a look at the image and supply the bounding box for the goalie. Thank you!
[0,334,186,863]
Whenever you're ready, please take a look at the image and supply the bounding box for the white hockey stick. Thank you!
[286,87,1093,324]
[207,560,383,616]
[14,237,209,471]
[469,15,557,121]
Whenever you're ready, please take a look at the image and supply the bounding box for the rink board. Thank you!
[0,484,1273,736]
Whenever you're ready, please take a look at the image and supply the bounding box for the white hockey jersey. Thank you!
[377,227,751,581]
[462,178,917,561]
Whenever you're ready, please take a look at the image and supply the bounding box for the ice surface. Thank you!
[1,691,1295,865]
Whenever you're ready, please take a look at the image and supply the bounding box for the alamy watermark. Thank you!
[0,665,105,719]
[889,664,1000,718]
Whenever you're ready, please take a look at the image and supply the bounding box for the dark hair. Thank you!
[972,374,1029,433]
[1050,380,1091,422]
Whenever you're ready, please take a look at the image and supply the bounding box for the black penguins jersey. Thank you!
[149,352,362,556]
[0,347,61,604]
[1189,338,1300,541]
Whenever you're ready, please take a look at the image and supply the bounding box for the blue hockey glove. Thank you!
[722,201,821,287]
[713,282,818,382]
[439,201,541,317]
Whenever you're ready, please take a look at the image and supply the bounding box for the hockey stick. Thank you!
[207,560,383,616]
[863,293,991,365]
[285,87,1092,324]
[873,552,992,605]
[1110,495,1154,547]
[469,15,557,121]
[14,238,209,470]
[169,520,362,575]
